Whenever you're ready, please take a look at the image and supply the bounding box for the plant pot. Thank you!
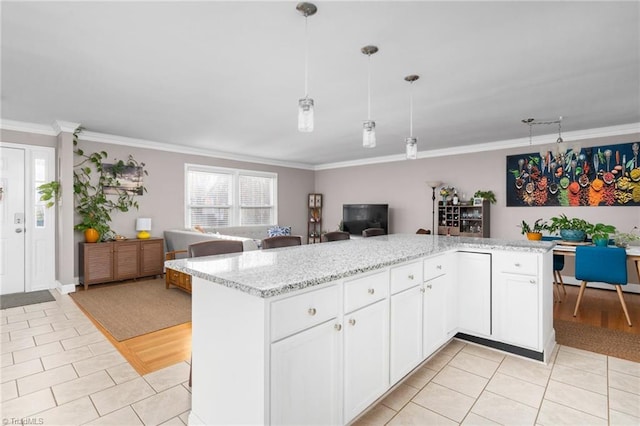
[84,228,100,243]
[526,232,543,241]
[559,229,586,242]
[592,235,609,247]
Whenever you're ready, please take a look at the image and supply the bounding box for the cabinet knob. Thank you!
[436,265,442,270]
[408,274,414,280]
[530,279,536,284]
[368,288,375,295]
[514,263,521,267]
[427,284,433,289]
[334,324,342,331]
[308,308,317,316]
[420,287,426,293]
[349,318,356,326]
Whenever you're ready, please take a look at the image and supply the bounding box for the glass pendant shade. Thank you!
[406,137,417,160]
[363,120,376,148]
[298,97,314,132]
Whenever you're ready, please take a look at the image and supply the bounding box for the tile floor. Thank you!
[2,290,640,426]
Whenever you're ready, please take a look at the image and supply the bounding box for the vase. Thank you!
[593,236,609,247]
[84,228,100,243]
[559,229,586,242]
[526,232,543,241]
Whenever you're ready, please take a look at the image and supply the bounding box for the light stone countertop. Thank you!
[165,234,554,298]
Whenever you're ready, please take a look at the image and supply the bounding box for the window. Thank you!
[186,164,277,228]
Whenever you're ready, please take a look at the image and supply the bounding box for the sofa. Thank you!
[164,225,284,257]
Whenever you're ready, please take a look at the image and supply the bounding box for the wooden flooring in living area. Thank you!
[81,282,639,376]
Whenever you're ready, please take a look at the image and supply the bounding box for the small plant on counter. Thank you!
[473,190,496,204]
[518,219,548,235]
[587,222,617,246]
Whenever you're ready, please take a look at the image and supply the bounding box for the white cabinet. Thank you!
[492,252,540,350]
[344,299,389,423]
[390,285,423,383]
[271,320,341,425]
[270,285,341,425]
[423,273,448,356]
[457,252,491,337]
[343,271,389,423]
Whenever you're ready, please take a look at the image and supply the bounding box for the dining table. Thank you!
[553,242,640,282]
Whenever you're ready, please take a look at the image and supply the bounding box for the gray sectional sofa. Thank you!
[164,226,275,256]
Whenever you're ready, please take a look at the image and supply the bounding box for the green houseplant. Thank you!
[587,222,617,247]
[518,219,548,240]
[72,127,148,242]
[473,190,496,204]
[547,214,591,242]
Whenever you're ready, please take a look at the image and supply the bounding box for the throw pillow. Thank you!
[268,226,291,237]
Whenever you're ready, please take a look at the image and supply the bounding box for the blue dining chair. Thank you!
[542,236,566,301]
[574,245,631,326]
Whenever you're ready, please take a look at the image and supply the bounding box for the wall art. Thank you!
[506,141,640,207]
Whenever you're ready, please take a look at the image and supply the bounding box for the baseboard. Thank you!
[56,279,78,295]
[559,275,640,294]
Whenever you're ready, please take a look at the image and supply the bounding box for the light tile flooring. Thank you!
[1,290,639,425]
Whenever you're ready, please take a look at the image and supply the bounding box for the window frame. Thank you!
[184,163,278,228]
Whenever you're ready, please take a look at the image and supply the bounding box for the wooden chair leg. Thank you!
[553,280,560,303]
[552,271,562,302]
[189,355,192,387]
[556,270,566,295]
[615,285,633,327]
[573,281,588,317]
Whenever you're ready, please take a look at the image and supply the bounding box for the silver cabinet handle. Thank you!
[420,287,426,293]
[15,228,23,233]
[427,284,433,289]
[530,279,536,284]
[408,274,414,280]
[334,324,342,331]
[368,288,375,295]
[436,265,442,270]
[308,308,317,316]
[349,318,356,326]
[514,263,521,267]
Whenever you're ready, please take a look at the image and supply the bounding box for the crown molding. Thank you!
[2,118,637,171]
[0,119,58,136]
[51,120,81,135]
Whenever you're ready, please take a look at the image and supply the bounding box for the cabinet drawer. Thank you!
[344,271,388,313]
[271,285,338,342]
[390,261,422,294]
[166,268,181,286]
[495,252,537,276]
[424,254,448,281]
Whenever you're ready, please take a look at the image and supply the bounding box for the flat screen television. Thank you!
[342,204,389,236]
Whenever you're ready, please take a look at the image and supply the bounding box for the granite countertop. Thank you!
[165,234,554,298]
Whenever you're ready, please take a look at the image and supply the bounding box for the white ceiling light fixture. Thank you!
[361,45,379,148]
[404,75,419,160]
[297,2,317,133]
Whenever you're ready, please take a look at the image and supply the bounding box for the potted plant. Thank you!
[72,127,148,242]
[547,214,592,242]
[518,219,548,240]
[473,190,496,204]
[612,227,640,248]
[587,222,617,247]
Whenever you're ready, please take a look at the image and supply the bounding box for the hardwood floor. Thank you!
[77,281,638,376]
[553,283,640,334]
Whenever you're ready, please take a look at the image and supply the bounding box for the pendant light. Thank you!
[297,2,317,132]
[404,75,419,159]
[361,45,379,148]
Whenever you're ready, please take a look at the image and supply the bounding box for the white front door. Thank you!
[0,147,26,295]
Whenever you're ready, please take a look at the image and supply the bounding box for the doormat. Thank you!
[1,290,56,310]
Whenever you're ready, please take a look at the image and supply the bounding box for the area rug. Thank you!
[70,278,191,341]
[1,290,56,310]
[554,319,640,363]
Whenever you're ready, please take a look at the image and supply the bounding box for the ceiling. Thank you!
[1,1,639,168]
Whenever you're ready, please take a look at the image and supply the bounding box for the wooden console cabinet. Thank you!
[79,238,164,290]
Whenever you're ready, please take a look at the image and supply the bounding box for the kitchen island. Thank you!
[166,234,555,426]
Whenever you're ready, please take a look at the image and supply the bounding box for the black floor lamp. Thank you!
[426,181,442,234]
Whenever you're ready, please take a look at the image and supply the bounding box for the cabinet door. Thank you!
[114,241,139,280]
[344,299,389,423]
[457,252,491,337]
[390,285,422,383]
[494,273,539,349]
[271,320,341,426]
[140,239,164,276]
[83,243,114,284]
[423,275,447,357]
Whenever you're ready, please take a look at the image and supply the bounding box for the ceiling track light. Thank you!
[296,2,317,133]
[362,45,379,148]
[405,75,419,160]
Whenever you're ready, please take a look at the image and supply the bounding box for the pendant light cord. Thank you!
[304,15,309,97]
[409,82,414,137]
[367,54,372,120]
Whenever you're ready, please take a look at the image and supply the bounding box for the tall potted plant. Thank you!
[72,128,147,242]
